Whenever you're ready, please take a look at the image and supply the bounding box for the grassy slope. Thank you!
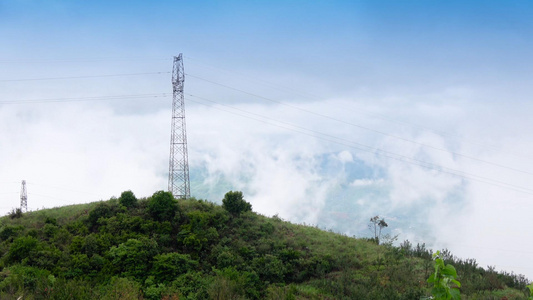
[0,194,530,299]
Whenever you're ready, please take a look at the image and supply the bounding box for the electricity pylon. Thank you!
[20,180,27,212]
[168,54,191,199]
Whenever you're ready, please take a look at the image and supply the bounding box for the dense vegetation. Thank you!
[0,190,530,299]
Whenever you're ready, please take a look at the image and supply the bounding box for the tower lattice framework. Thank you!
[20,180,27,212]
[168,54,190,199]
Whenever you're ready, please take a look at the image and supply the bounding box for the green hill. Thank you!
[0,190,530,299]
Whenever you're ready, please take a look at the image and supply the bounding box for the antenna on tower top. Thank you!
[20,180,27,212]
[168,54,191,199]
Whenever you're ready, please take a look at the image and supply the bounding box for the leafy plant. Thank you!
[427,250,461,300]
[222,191,252,216]
[527,282,533,299]
[119,190,138,208]
[148,191,177,222]
[6,236,39,264]
[152,253,198,283]
[9,208,23,219]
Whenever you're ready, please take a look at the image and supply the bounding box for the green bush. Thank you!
[87,202,120,230]
[6,236,39,264]
[0,265,52,294]
[152,252,198,283]
[101,277,142,300]
[34,246,63,271]
[0,225,22,242]
[119,190,138,208]
[8,208,23,219]
[43,223,59,238]
[253,254,286,284]
[169,271,211,299]
[222,191,252,216]
[148,191,177,222]
[108,238,159,279]
[50,278,98,299]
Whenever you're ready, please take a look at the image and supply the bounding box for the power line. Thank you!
[0,71,170,82]
[0,93,170,105]
[27,182,103,197]
[186,73,533,177]
[184,57,533,161]
[27,192,72,203]
[0,57,169,63]
[184,56,318,99]
[186,94,533,196]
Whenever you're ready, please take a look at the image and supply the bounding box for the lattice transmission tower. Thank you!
[20,180,27,212]
[168,54,191,199]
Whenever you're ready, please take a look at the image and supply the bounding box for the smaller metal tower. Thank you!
[20,180,27,212]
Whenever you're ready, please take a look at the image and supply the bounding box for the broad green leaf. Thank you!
[433,287,448,299]
[442,264,457,277]
[450,288,461,300]
[451,279,461,288]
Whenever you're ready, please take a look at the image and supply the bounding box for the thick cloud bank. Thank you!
[1,92,532,279]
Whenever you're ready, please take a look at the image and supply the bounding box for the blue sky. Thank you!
[3,0,532,96]
[1,0,533,278]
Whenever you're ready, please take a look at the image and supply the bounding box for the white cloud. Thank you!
[337,150,353,163]
[2,92,533,279]
[351,178,383,187]
[0,103,169,212]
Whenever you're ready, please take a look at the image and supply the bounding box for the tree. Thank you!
[222,191,252,216]
[152,252,198,283]
[108,238,159,279]
[148,190,177,222]
[7,236,39,264]
[368,215,388,245]
[119,190,137,208]
[87,202,119,230]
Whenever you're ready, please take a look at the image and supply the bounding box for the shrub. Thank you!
[148,191,177,222]
[9,208,23,219]
[44,216,57,226]
[152,253,198,283]
[119,190,138,208]
[169,271,211,299]
[252,255,286,284]
[0,225,22,242]
[6,236,39,264]
[108,238,159,279]
[49,278,96,299]
[222,191,252,216]
[208,276,244,300]
[0,265,52,294]
[87,202,119,230]
[101,277,142,300]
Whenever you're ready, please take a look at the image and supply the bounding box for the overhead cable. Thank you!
[0,93,170,104]
[0,71,170,82]
[186,94,533,196]
[184,57,533,161]
[187,73,533,177]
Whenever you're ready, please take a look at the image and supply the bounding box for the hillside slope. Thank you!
[0,190,530,299]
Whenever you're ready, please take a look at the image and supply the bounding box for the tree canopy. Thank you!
[222,190,252,216]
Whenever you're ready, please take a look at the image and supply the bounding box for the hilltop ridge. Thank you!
[0,190,530,299]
